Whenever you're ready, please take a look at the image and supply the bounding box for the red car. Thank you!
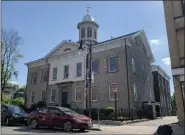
[27,106,92,132]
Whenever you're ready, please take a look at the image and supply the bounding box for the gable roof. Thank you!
[94,30,141,46]
[44,40,79,58]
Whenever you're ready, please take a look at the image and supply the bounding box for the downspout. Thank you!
[24,67,29,107]
[125,38,131,116]
[45,58,50,105]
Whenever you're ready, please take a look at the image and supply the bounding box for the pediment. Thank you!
[44,40,79,58]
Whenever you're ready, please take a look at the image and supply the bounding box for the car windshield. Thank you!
[10,106,25,114]
[59,107,77,115]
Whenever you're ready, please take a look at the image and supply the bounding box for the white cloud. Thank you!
[161,57,171,66]
[149,39,162,45]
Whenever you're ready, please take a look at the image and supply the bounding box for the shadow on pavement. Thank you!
[9,126,89,134]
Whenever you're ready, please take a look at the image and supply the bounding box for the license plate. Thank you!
[24,118,27,121]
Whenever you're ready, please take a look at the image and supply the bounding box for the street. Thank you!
[1,116,182,135]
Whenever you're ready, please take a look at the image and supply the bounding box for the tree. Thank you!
[171,92,176,111]
[1,29,23,101]
[12,97,24,106]
[17,85,26,92]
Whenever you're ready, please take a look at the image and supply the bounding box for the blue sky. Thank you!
[2,1,174,94]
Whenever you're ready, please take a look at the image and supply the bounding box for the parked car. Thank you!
[1,104,28,126]
[28,106,92,132]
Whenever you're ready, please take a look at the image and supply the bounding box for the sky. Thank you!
[2,1,174,94]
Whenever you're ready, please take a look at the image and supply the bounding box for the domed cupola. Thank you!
[77,8,99,45]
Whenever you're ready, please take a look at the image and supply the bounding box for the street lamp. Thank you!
[114,88,118,120]
[78,39,92,118]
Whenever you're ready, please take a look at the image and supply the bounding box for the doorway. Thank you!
[61,92,68,107]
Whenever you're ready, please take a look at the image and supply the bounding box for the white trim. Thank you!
[50,90,57,103]
[91,85,98,101]
[172,68,185,76]
[109,83,118,101]
[152,65,170,81]
[76,62,82,77]
[75,86,82,102]
[30,92,35,104]
[108,56,117,73]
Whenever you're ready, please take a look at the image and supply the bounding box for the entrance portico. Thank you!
[57,81,73,108]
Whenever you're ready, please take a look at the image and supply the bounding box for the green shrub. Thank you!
[101,107,115,117]
[36,101,46,108]
[12,97,24,106]
[2,95,11,104]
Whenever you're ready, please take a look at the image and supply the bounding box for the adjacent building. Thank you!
[163,0,185,126]
[152,65,171,117]
[25,9,155,116]
[3,84,19,98]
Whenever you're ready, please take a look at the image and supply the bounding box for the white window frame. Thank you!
[64,65,69,79]
[108,56,117,73]
[91,85,98,101]
[52,67,57,80]
[133,84,137,102]
[30,92,35,104]
[92,60,98,74]
[132,57,136,73]
[75,86,82,102]
[50,90,56,103]
[41,90,46,101]
[109,83,118,101]
[76,63,82,77]
[41,69,47,83]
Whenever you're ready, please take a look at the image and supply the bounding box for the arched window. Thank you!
[87,27,92,38]
[81,28,85,38]
[94,30,97,39]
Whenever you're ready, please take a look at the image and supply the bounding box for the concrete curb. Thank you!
[88,128,102,131]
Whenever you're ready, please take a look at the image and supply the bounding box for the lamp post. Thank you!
[78,39,92,118]
[114,88,117,120]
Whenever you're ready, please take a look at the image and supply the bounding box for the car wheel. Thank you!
[29,119,39,129]
[80,128,85,132]
[63,121,72,132]
[6,118,11,126]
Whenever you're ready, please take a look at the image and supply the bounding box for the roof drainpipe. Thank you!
[125,38,131,116]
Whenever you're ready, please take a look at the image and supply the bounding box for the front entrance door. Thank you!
[61,92,68,107]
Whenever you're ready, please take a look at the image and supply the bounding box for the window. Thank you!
[64,65,69,79]
[182,0,185,16]
[39,107,49,113]
[92,60,99,74]
[75,86,82,102]
[41,91,46,101]
[76,63,82,77]
[109,56,117,72]
[132,58,136,73]
[2,106,8,113]
[50,90,56,103]
[52,67,57,80]
[149,89,152,99]
[109,83,118,101]
[30,92,35,104]
[81,28,85,38]
[92,85,98,101]
[94,29,97,39]
[133,84,137,101]
[49,108,61,114]
[41,69,47,82]
[87,27,92,38]
[31,72,37,84]
[64,48,71,52]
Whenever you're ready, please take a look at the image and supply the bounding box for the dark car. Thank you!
[1,104,28,126]
[28,106,92,132]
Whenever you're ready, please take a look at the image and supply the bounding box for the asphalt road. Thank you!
[1,116,181,135]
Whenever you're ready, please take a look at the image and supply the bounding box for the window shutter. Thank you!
[31,72,33,84]
[97,60,100,74]
[106,57,109,73]
[35,72,37,84]
[41,70,43,82]
[116,55,119,71]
